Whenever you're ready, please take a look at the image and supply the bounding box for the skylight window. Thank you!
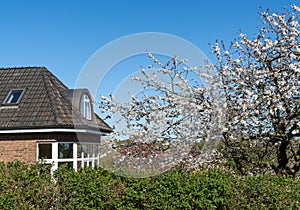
[3,89,25,105]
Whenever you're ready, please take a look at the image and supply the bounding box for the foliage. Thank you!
[0,162,56,210]
[1,162,300,209]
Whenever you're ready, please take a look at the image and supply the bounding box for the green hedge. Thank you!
[0,162,300,209]
[0,162,56,209]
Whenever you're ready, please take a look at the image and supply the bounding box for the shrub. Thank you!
[0,162,300,209]
[0,162,56,209]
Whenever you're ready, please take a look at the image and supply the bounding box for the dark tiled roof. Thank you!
[0,67,111,132]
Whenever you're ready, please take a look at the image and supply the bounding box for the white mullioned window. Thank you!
[80,94,92,120]
[37,142,101,173]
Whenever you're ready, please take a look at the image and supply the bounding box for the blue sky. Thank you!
[0,0,297,96]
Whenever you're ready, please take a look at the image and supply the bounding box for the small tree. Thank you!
[213,5,300,176]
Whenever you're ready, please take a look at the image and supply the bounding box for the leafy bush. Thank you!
[0,162,56,209]
[0,162,300,209]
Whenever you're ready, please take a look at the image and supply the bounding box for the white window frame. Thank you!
[37,142,100,173]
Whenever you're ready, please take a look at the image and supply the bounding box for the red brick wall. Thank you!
[0,139,39,163]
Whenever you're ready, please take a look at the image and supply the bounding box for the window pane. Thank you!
[86,101,91,120]
[88,144,93,157]
[83,144,88,158]
[93,158,98,167]
[9,90,22,103]
[58,143,73,159]
[77,144,83,158]
[94,144,100,156]
[4,89,24,104]
[77,161,82,170]
[58,162,73,169]
[80,97,85,117]
[38,144,52,159]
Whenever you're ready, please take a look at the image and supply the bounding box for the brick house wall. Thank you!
[0,139,40,163]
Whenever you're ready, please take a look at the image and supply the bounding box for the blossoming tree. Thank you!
[100,4,299,177]
[213,5,300,176]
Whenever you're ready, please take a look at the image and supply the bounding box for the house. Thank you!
[0,66,112,171]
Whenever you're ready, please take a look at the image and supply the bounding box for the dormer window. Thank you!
[3,89,25,105]
[80,94,92,120]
